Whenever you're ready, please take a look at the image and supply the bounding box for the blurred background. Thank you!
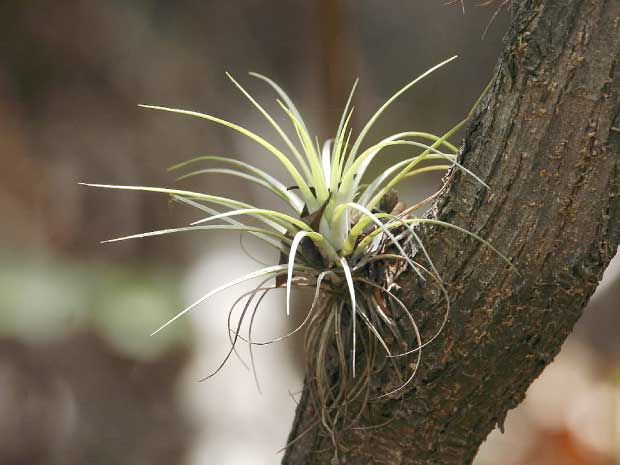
[0,1,618,464]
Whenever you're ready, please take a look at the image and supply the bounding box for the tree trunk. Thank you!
[283,0,620,463]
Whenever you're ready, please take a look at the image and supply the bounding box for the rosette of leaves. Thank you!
[82,56,513,440]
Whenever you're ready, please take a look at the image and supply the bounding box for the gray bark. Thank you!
[283,0,620,463]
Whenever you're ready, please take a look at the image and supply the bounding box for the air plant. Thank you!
[81,55,514,442]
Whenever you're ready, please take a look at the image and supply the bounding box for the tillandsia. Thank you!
[82,55,515,443]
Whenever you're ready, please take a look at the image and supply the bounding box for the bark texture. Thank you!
[283,0,620,463]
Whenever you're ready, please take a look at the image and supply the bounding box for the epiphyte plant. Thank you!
[82,55,514,439]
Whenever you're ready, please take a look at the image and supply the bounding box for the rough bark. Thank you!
[283,0,620,463]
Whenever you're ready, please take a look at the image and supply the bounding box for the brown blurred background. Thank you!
[0,1,618,464]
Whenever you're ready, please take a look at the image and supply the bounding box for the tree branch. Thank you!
[283,0,620,463]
